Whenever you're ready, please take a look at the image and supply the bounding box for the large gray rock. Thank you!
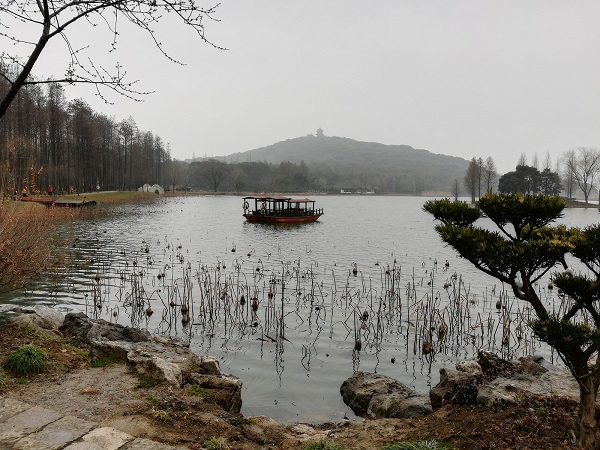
[430,368,479,409]
[340,372,431,419]
[431,352,586,410]
[60,312,151,343]
[59,312,242,412]
[0,305,65,330]
[476,363,579,406]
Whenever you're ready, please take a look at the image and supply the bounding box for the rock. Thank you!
[197,356,221,375]
[128,349,183,386]
[514,355,548,375]
[188,373,243,413]
[289,424,328,443]
[60,313,151,343]
[477,350,515,376]
[476,366,580,406]
[368,391,431,418]
[0,305,65,330]
[456,359,482,375]
[21,306,65,330]
[59,313,237,394]
[433,353,586,410]
[340,372,431,419]
[430,368,479,409]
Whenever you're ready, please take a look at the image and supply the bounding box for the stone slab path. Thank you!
[0,396,178,450]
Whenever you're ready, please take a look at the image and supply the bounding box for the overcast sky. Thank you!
[35,1,600,174]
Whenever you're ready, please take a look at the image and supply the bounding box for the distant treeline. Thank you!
[0,76,171,196]
[189,155,463,194]
[1,79,468,197]
[190,134,469,194]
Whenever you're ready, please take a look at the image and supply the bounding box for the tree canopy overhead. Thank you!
[0,0,223,118]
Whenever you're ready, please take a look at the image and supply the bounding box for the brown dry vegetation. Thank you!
[0,203,61,294]
[0,192,161,294]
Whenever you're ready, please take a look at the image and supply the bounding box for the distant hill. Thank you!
[219,134,469,194]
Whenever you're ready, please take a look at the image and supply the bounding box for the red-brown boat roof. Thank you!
[242,195,316,203]
[288,198,315,203]
[243,195,291,200]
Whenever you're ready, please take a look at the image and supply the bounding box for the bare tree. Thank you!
[561,149,576,200]
[531,153,539,170]
[451,178,460,200]
[0,0,223,119]
[194,158,228,192]
[166,159,188,193]
[482,156,498,194]
[543,151,552,171]
[476,157,483,198]
[463,158,480,203]
[566,147,600,204]
[517,152,527,167]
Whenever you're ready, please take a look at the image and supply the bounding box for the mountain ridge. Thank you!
[215,134,468,194]
[223,134,467,167]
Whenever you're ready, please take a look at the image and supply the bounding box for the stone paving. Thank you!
[0,396,178,450]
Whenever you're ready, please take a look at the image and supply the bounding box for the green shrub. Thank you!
[302,439,344,450]
[381,441,455,450]
[3,344,49,375]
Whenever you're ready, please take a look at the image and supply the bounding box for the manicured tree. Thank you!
[423,193,600,449]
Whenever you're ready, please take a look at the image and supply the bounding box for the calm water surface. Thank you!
[2,195,599,423]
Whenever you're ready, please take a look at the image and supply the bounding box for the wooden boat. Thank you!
[242,195,323,223]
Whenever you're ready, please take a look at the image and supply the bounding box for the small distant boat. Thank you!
[242,195,324,223]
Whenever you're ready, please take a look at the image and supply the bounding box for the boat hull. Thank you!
[243,213,322,223]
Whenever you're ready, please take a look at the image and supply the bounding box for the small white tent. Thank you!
[138,184,164,195]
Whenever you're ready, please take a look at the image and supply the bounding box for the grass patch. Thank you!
[0,314,9,327]
[3,344,49,375]
[150,407,172,424]
[14,377,28,384]
[381,441,455,450]
[188,383,211,398]
[302,439,344,450]
[61,343,89,360]
[0,368,8,390]
[204,436,230,450]
[135,376,156,389]
[90,356,116,368]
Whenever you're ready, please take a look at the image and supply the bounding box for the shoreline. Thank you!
[0,306,581,450]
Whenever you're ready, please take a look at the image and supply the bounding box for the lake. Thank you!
[2,195,599,423]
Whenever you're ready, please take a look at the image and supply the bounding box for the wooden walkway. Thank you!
[20,197,97,207]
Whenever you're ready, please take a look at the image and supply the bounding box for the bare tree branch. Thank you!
[0,0,224,118]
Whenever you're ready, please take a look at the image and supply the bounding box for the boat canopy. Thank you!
[242,195,323,223]
[288,198,314,204]
[242,195,293,201]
